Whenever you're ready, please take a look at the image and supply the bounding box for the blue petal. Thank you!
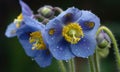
[5,22,17,38]
[70,10,99,57]
[53,7,82,24]
[48,38,74,60]
[19,0,33,17]
[70,34,96,58]
[45,18,63,45]
[17,24,40,57]
[45,18,75,60]
[77,10,100,36]
[34,50,52,67]
[23,16,45,30]
[16,16,45,57]
[62,7,82,23]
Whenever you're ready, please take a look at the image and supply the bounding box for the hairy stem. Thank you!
[97,26,120,71]
[94,49,100,72]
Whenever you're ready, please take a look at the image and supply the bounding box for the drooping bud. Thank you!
[96,30,111,58]
[37,5,54,18]
[96,30,111,49]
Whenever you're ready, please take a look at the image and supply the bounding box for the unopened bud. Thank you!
[37,5,54,18]
[96,30,111,58]
[96,30,111,49]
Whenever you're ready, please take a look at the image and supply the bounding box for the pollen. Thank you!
[17,13,23,20]
[48,28,55,35]
[62,23,84,44]
[29,31,46,50]
[14,13,23,28]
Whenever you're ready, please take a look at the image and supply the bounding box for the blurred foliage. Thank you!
[0,0,120,72]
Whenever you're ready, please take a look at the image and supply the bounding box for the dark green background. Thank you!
[0,0,120,72]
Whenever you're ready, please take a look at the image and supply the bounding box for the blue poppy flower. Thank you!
[5,0,33,38]
[45,7,100,60]
[16,16,52,67]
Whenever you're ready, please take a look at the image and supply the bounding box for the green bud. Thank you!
[98,39,109,48]
[97,47,109,58]
[37,5,54,18]
[96,30,111,49]
[96,30,111,58]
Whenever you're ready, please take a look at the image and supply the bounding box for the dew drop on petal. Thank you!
[57,46,59,48]
[38,55,41,57]
[88,47,90,49]
[53,23,56,25]
[83,39,86,42]
[53,49,56,51]
[75,49,78,52]
[51,37,54,40]
[59,47,63,51]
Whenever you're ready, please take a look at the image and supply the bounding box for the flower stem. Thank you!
[68,58,76,72]
[88,56,95,72]
[58,60,66,72]
[94,48,100,72]
[68,60,72,72]
[54,7,63,13]
[71,58,76,72]
[97,26,120,70]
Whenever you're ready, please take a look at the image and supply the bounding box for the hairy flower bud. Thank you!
[96,30,111,58]
[37,5,54,18]
[96,30,111,49]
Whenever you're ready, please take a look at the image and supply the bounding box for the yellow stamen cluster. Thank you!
[49,28,55,35]
[62,23,84,44]
[29,31,46,50]
[14,13,23,28]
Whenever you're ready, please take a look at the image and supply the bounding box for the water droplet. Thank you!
[83,39,86,42]
[53,23,56,25]
[51,37,54,40]
[65,60,68,62]
[53,49,56,51]
[75,49,78,52]
[88,47,90,49]
[38,55,41,57]
[31,58,34,61]
[57,46,59,48]
[59,47,63,51]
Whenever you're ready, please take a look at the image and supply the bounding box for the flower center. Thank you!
[14,13,23,28]
[62,23,84,44]
[29,31,46,50]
